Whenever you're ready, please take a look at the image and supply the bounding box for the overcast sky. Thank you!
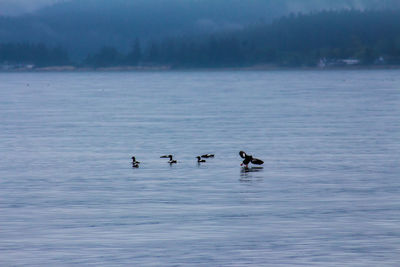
[0,0,394,16]
[0,0,61,15]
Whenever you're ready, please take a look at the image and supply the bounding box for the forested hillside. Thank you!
[1,9,400,68]
[85,10,400,68]
[0,0,399,58]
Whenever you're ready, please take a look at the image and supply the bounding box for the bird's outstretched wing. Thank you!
[160,155,169,158]
[251,158,264,165]
[239,151,247,159]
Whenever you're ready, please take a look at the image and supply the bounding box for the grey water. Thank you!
[0,70,399,266]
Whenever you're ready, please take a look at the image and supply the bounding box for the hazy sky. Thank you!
[0,0,61,15]
[0,0,394,16]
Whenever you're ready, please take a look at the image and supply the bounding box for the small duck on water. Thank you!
[196,156,206,163]
[131,156,140,168]
[201,154,214,158]
[161,155,177,164]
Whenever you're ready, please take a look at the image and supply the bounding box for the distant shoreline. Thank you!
[2,64,400,72]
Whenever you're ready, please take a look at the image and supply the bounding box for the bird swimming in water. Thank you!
[201,154,214,158]
[131,156,140,168]
[239,151,264,168]
[161,155,177,164]
[196,156,206,163]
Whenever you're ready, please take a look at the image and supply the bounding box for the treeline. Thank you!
[0,43,69,67]
[83,9,400,68]
[2,9,400,68]
[4,0,398,58]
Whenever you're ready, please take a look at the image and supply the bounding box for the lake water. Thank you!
[0,70,399,266]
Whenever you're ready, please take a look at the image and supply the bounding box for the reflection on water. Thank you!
[240,167,264,182]
[241,166,264,173]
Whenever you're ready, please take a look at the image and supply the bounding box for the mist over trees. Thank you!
[0,0,399,59]
[0,0,61,16]
[82,9,400,68]
[1,3,400,68]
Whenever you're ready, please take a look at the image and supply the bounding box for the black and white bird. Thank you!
[196,156,206,163]
[201,154,215,158]
[131,156,140,168]
[161,155,177,164]
[239,151,264,168]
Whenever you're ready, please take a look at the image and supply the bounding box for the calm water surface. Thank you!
[0,70,399,266]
